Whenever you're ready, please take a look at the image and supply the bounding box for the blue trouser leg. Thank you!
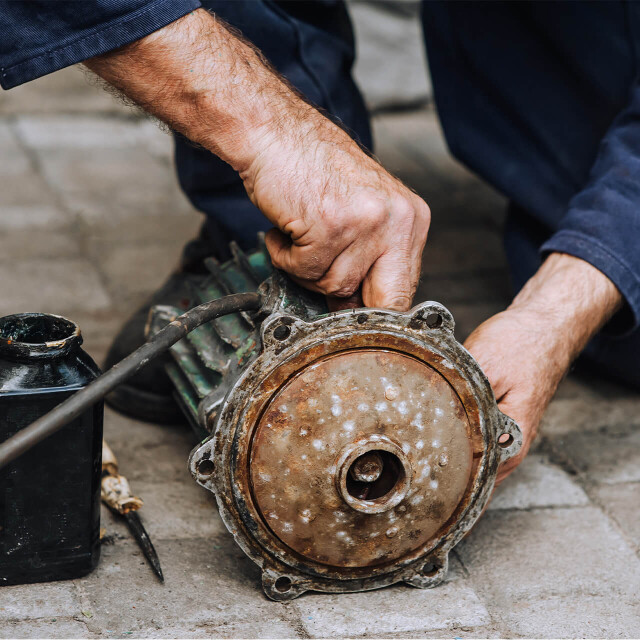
[421,1,640,388]
[505,205,640,388]
[173,0,371,259]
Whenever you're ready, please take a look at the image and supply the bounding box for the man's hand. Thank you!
[245,121,429,310]
[84,9,429,311]
[464,253,622,485]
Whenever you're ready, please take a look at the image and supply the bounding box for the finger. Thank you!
[265,228,335,281]
[361,249,417,311]
[311,240,381,298]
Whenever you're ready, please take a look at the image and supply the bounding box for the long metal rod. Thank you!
[0,292,262,470]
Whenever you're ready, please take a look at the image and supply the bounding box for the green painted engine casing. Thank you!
[147,237,327,439]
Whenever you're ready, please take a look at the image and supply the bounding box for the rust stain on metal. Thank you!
[181,274,523,600]
[250,350,472,568]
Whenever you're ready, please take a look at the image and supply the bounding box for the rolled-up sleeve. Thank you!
[0,0,201,90]
[541,81,640,332]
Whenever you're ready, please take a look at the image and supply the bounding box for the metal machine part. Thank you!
[148,242,522,601]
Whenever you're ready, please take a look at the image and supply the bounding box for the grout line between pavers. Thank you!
[533,436,640,561]
[7,115,117,307]
[71,579,102,637]
[276,601,312,639]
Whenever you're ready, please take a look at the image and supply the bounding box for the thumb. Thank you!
[361,251,414,311]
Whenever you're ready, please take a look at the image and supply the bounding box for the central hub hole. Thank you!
[346,450,404,501]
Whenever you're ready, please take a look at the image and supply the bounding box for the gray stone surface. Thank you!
[488,454,589,511]
[0,581,80,621]
[348,1,431,112]
[0,620,91,639]
[295,558,489,637]
[1,66,639,638]
[592,483,640,552]
[551,425,640,485]
[80,539,297,638]
[461,506,640,597]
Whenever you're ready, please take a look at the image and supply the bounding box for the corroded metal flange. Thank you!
[188,297,521,601]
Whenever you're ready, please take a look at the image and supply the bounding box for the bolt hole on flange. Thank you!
[498,433,514,448]
[197,458,215,476]
[357,313,368,325]
[273,324,291,340]
[420,562,441,577]
[425,312,443,329]
[274,576,292,593]
[346,450,403,501]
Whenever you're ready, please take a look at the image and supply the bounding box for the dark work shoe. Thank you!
[103,222,230,424]
[103,271,207,424]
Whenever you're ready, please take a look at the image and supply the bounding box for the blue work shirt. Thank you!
[1,1,639,337]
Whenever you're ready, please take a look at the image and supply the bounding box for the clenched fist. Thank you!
[243,119,430,311]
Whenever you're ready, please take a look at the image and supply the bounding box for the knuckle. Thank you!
[318,275,359,298]
[359,195,387,225]
[391,195,415,220]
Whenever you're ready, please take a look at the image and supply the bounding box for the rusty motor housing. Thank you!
[149,243,521,601]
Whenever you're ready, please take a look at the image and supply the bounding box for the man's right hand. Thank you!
[85,9,430,311]
[244,115,430,311]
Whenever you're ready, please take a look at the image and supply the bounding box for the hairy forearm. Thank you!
[83,7,431,311]
[84,8,323,174]
[509,252,623,366]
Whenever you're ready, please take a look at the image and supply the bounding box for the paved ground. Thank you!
[1,67,639,639]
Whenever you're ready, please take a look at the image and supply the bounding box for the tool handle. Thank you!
[101,439,143,515]
[102,440,119,476]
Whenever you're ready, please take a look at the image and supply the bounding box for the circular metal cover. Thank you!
[190,298,522,600]
[250,349,473,567]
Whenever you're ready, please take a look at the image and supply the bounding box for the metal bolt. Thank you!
[438,453,449,467]
[349,451,384,483]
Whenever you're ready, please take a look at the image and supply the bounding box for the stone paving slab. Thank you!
[0,580,80,622]
[0,258,112,317]
[0,67,128,116]
[0,227,82,262]
[101,479,225,543]
[542,395,640,438]
[102,409,194,484]
[14,115,162,152]
[499,593,640,639]
[294,558,490,638]
[591,483,640,552]
[488,454,589,511]
[0,203,72,231]
[34,148,192,222]
[551,424,640,485]
[458,507,640,609]
[79,538,298,638]
[91,241,189,303]
[0,619,91,639]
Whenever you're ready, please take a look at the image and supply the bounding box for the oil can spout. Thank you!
[0,292,262,470]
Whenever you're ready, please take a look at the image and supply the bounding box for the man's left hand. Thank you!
[463,253,622,485]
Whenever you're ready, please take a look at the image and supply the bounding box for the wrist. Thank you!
[508,252,622,363]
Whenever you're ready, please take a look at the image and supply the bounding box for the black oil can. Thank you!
[0,313,103,585]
